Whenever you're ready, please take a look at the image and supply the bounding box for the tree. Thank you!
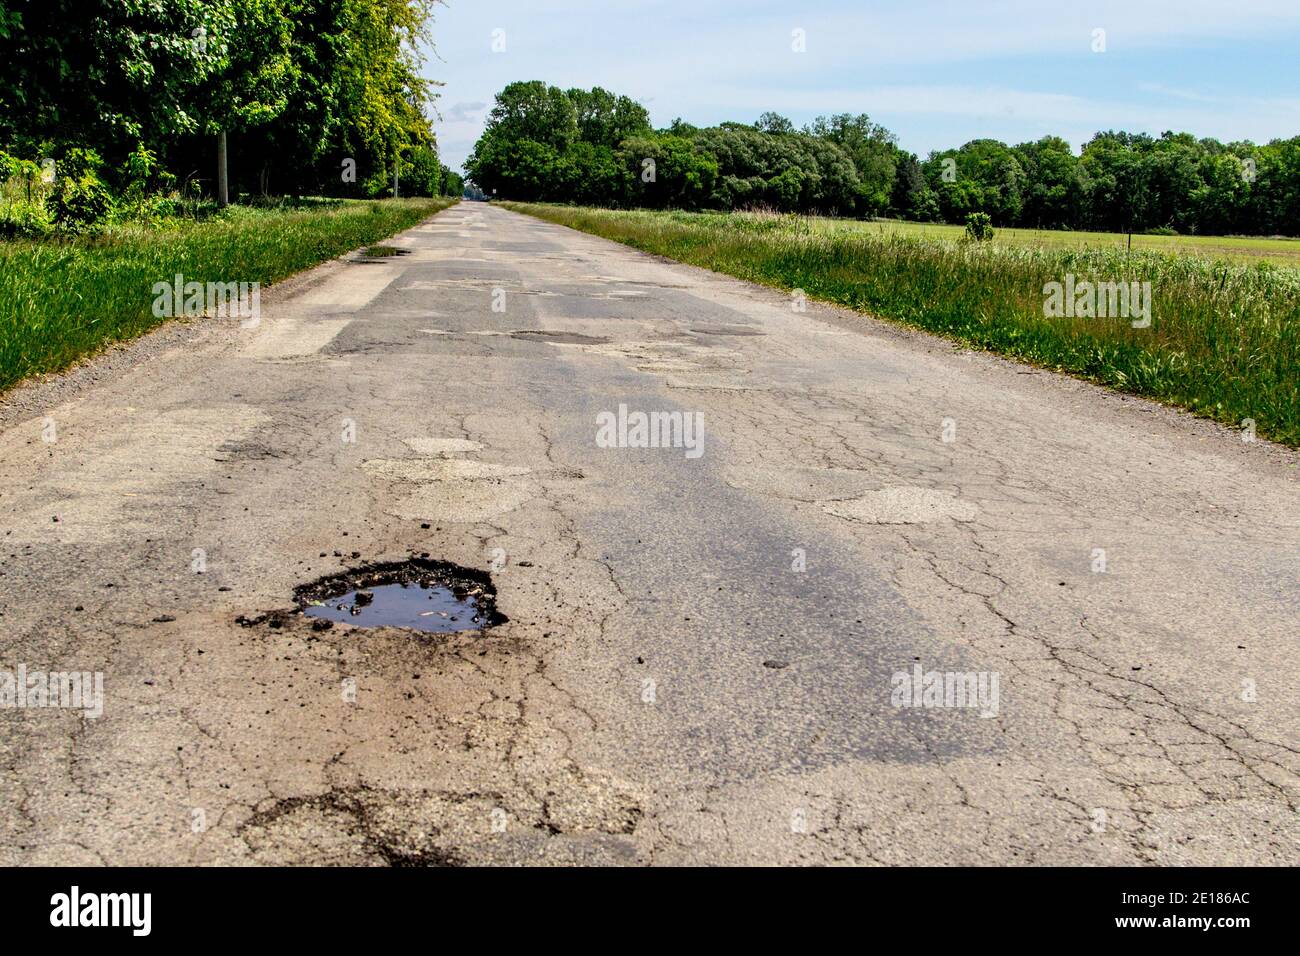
[1013,136,1084,229]
[0,0,231,158]
[619,134,716,209]
[401,144,442,195]
[566,87,650,149]
[201,1,295,204]
[0,0,445,203]
[477,80,578,152]
[754,112,795,135]
[459,80,1298,236]
[807,113,898,215]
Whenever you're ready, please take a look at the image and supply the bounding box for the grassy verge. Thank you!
[503,202,1300,447]
[809,217,1300,267]
[0,197,455,393]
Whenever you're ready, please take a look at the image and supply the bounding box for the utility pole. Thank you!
[217,131,229,207]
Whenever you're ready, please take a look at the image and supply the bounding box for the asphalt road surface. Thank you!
[2,202,1296,865]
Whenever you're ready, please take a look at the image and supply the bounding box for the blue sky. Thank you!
[425,0,1300,174]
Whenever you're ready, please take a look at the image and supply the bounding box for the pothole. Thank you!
[294,558,506,634]
[361,245,411,258]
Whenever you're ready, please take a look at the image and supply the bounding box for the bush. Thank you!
[401,146,443,197]
[361,168,393,199]
[47,175,113,232]
[32,147,112,234]
[0,201,52,238]
[54,146,105,181]
[964,211,994,242]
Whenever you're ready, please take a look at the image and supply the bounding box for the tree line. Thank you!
[0,0,460,231]
[466,81,1300,237]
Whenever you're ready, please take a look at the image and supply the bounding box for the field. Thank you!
[503,202,1300,446]
[0,197,455,394]
[815,218,1300,267]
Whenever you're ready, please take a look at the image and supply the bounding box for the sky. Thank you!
[425,0,1300,175]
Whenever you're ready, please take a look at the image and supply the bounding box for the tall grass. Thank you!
[504,203,1300,447]
[0,197,455,393]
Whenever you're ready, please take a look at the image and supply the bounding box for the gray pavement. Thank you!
[1,201,1296,865]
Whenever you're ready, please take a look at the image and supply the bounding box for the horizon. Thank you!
[426,0,1300,174]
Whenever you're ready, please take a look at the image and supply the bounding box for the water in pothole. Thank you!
[295,558,505,634]
[304,581,485,633]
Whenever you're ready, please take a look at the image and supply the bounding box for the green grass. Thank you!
[810,217,1300,267]
[503,202,1300,447]
[0,197,455,393]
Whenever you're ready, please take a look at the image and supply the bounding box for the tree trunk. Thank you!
[393,152,399,199]
[217,131,229,207]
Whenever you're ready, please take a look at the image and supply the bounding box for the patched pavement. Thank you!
[1,202,1297,865]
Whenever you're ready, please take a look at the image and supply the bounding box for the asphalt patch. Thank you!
[510,330,611,345]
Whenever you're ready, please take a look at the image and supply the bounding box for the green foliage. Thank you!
[400,145,443,197]
[0,200,51,238]
[964,212,994,242]
[691,124,858,214]
[567,86,650,149]
[480,81,580,152]
[466,81,648,203]
[620,134,717,209]
[806,113,899,214]
[0,1,445,203]
[47,174,112,231]
[440,168,463,197]
[44,148,112,231]
[467,81,1299,237]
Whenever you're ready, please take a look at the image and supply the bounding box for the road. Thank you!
[1,201,1297,865]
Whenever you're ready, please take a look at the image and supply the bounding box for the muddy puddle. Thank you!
[295,558,505,634]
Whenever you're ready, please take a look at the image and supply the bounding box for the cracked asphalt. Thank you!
[1,201,1297,865]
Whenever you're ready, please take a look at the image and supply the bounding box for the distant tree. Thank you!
[476,80,579,152]
[1013,136,1084,229]
[440,166,463,197]
[401,144,443,195]
[754,112,795,135]
[807,113,898,215]
[693,124,858,213]
[460,80,1297,236]
[924,139,1025,225]
[619,133,717,209]
[566,87,650,149]
[1249,136,1300,234]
